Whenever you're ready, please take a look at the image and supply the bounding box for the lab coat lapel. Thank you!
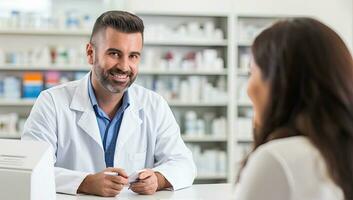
[70,73,103,150]
[116,105,142,150]
[77,110,103,150]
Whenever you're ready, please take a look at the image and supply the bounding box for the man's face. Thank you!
[87,27,143,93]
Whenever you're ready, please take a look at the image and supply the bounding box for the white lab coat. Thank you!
[22,73,196,194]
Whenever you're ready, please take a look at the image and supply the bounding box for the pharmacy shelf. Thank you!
[136,10,228,17]
[0,135,229,142]
[0,12,235,185]
[0,65,227,75]
[144,39,228,46]
[237,71,250,76]
[0,99,35,106]
[0,64,90,71]
[0,99,228,107]
[140,68,228,75]
[168,101,228,107]
[0,28,90,36]
[237,41,252,47]
[237,138,254,144]
[237,102,252,107]
[0,29,227,46]
[182,135,227,142]
[0,134,21,139]
[0,134,229,142]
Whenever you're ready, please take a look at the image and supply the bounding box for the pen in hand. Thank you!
[103,172,119,176]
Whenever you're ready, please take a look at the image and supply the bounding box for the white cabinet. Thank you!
[136,12,234,183]
[233,15,285,176]
[0,28,91,138]
[0,12,236,183]
[0,11,292,183]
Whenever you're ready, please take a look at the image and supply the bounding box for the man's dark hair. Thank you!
[90,10,144,43]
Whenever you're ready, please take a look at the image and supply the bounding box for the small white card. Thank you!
[128,169,146,183]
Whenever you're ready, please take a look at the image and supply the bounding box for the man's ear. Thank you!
[86,43,94,65]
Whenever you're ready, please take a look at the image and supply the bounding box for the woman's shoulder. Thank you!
[258,136,313,154]
[238,137,343,200]
[248,137,343,199]
[251,136,323,176]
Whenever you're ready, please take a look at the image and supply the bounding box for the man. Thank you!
[22,10,196,197]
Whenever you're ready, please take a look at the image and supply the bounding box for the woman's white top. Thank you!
[234,136,344,200]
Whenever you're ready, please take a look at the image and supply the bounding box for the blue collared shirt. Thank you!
[88,76,130,167]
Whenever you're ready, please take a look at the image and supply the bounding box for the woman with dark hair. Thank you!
[234,18,353,200]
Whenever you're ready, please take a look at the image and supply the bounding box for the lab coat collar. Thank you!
[70,73,92,112]
[87,74,131,120]
[70,72,142,150]
[70,73,137,111]
[70,73,103,149]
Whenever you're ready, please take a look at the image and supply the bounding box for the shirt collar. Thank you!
[88,74,130,114]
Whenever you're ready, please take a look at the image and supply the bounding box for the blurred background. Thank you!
[0,0,352,184]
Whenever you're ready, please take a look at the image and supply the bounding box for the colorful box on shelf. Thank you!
[44,71,61,89]
[22,72,43,99]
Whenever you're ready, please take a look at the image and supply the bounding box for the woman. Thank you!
[235,18,353,200]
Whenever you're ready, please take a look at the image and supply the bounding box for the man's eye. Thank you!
[110,52,119,57]
[130,55,139,59]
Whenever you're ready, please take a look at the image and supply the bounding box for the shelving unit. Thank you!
[144,39,228,46]
[0,99,36,106]
[0,12,236,184]
[137,12,234,184]
[0,99,229,108]
[0,64,228,75]
[0,12,288,185]
[0,64,90,71]
[182,136,227,142]
[0,29,91,36]
[233,15,288,177]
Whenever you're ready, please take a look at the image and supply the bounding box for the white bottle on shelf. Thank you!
[217,151,227,175]
[179,80,189,102]
[203,112,215,135]
[188,76,201,102]
[0,48,4,65]
[214,29,224,40]
[184,111,197,136]
[196,119,205,137]
[4,77,21,99]
[9,10,20,28]
[39,47,51,65]
[239,52,251,73]
[204,21,215,39]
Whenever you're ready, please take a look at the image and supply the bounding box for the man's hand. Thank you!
[77,168,128,197]
[130,169,171,195]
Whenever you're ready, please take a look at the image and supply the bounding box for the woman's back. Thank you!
[235,136,343,200]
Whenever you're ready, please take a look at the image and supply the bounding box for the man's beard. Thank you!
[93,59,136,93]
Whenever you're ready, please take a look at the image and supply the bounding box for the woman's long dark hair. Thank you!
[243,18,353,199]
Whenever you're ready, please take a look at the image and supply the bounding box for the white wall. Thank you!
[123,0,353,50]
[125,0,234,14]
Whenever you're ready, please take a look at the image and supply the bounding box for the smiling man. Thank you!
[22,11,196,197]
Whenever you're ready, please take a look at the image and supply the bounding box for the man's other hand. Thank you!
[77,167,128,197]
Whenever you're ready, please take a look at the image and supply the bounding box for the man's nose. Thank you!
[117,56,129,71]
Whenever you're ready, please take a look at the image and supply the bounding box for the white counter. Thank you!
[57,184,235,200]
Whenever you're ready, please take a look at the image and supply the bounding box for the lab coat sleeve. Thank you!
[21,91,89,195]
[152,97,197,190]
